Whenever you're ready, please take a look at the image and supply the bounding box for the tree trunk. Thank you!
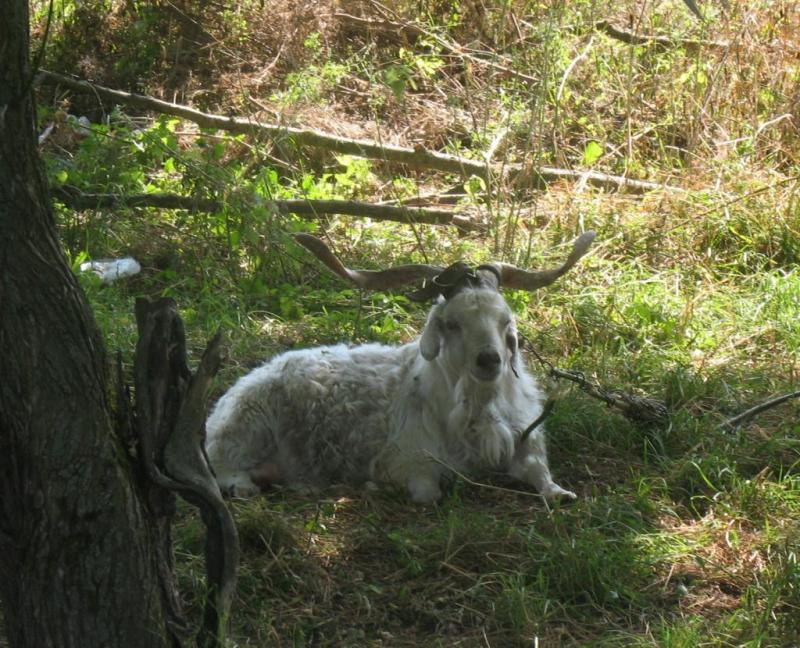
[0,3,178,646]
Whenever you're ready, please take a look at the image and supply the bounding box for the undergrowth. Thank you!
[29,0,800,645]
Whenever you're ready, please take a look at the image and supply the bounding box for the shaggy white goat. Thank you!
[205,233,595,503]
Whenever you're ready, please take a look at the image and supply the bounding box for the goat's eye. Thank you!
[444,319,461,332]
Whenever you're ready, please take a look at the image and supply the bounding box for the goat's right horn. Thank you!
[487,231,596,291]
[295,234,443,291]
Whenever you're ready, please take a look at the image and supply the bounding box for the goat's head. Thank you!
[295,232,596,383]
[419,287,516,382]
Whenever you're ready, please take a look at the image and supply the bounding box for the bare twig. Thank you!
[422,451,551,503]
[518,398,555,447]
[594,20,729,50]
[556,36,594,102]
[720,390,800,431]
[484,125,510,165]
[667,174,800,232]
[51,185,481,229]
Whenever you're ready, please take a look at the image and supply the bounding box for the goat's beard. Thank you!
[446,376,515,468]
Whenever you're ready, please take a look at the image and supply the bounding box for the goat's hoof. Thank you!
[541,484,577,501]
[216,474,261,499]
[231,486,261,499]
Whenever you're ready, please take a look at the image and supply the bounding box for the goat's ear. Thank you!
[506,326,520,377]
[419,302,443,360]
[506,326,518,356]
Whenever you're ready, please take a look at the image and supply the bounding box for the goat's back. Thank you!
[205,342,418,487]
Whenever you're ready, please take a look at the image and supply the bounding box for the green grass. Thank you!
[73,193,800,645]
[31,0,800,645]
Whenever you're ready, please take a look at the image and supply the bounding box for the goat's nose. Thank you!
[476,350,501,370]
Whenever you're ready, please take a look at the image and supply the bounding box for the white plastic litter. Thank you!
[80,257,142,283]
[38,123,55,145]
[64,114,92,135]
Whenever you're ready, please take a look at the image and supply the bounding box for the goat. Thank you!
[205,232,595,503]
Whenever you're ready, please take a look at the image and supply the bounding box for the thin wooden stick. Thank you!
[594,20,729,50]
[422,451,551,504]
[720,390,800,430]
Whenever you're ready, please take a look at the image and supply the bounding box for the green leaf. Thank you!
[583,140,604,166]
[384,64,412,99]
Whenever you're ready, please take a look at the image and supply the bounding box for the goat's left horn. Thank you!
[487,231,596,291]
[295,234,443,290]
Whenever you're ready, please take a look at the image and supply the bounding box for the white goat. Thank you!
[205,232,595,503]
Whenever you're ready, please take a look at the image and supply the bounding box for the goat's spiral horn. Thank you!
[295,234,442,290]
[296,230,596,294]
[487,231,596,291]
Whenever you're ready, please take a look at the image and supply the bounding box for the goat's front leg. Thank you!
[374,445,445,504]
[214,468,261,498]
[407,471,443,504]
[509,432,576,501]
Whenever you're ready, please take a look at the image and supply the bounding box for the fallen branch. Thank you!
[53,187,221,212]
[38,70,678,194]
[51,185,481,229]
[594,20,729,50]
[519,164,674,194]
[528,346,669,426]
[720,390,800,431]
[37,69,488,177]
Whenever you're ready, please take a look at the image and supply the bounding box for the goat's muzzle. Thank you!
[473,348,502,382]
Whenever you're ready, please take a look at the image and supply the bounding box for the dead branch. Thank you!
[594,20,729,50]
[37,69,488,177]
[518,165,675,194]
[528,346,669,426]
[53,187,221,212]
[720,390,800,431]
[38,70,679,194]
[51,185,481,229]
[133,298,238,648]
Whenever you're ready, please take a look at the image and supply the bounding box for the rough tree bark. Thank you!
[0,3,234,646]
